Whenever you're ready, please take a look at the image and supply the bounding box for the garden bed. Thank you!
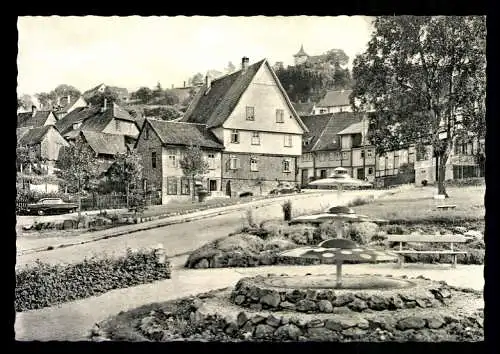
[90,277,483,342]
[15,246,170,312]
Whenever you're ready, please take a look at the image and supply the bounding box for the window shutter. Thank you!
[236,158,241,169]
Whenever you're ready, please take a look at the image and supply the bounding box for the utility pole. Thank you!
[362,115,366,181]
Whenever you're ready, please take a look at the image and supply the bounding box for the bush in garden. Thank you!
[15,247,170,312]
[384,224,407,235]
[259,220,285,238]
[263,236,297,251]
[348,222,379,245]
[282,224,314,245]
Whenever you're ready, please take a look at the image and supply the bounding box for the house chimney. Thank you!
[171,84,174,89]
[241,57,250,73]
[205,75,211,94]
[184,81,186,88]
[103,98,108,112]
[31,105,37,116]
[67,94,71,104]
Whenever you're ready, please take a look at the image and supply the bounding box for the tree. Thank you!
[351,16,486,197]
[179,145,209,201]
[226,61,236,74]
[276,65,334,103]
[16,142,40,174]
[86,87,121,106]
[35,92,56,109]
[131,87,153,103]
[144,106,182,121]
[53,84,81,99]
[55,136,101,216]
[325,49,350,67]
[158,89,180,105]
[107,150,143,207]
[188,73,204,86]
[18,94,34,111]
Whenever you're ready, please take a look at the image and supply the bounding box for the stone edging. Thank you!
[230,274,451,313]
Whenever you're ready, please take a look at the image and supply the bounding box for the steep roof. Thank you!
[337,121,364,135]
[17,110,54,128]
[300,114,333,153]
[317,89,353,108]
[54,95,85,113]
[83,83,105,98]
[17,126,53,145]
[294,45,308,57]
[81,130,127,156]
[300,112,364,152]
[146,118,224,149]
[55,106,101,135]
[181,59,308,132]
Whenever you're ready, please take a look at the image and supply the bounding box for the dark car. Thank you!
[25,198,78,216]
[269,182,300,195]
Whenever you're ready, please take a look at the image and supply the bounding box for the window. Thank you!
[231,130,240,144]
[360,150,365,159]
[368,167,374,175]
[276,109,284,123]
[367,149,373,158]
[144,126,149,140]
[250,157,258,171]
[167,177,178,195]
[246,106,255,121]
[229,157,241,170]
[180,178,190,195]
[207,153,216,170]
[115,120,120,130]
[251,131,261,145]
[283,159,291,173]
[342,152,348,160]
[284,134,293,147]
[329,152,335,160]
[319,153,326,162]
[151,151,157,169]
[320,169,327,179]
[209,180,217,192]
[334,152,341,161]
[73,122,82,130]
[168,154,177,168]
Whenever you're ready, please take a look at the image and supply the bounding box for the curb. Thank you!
[17,192,327,257]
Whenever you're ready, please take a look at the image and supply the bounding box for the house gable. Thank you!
[223,61,306,135]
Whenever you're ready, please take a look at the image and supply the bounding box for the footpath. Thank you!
[16,191,332,256]
[14,261,484,341]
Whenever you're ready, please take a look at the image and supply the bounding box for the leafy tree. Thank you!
[16,142,40,174]
[179,145,209,201]
[333,62,352,90]
[144,106,182,121]
[35,92,56,109]
[18,94,34,111]
[325,49,350,67]
[53,84,81,99]
[86,87,121,107]
[188,73,204,86]
[276,65,334,103]
[226,61,236,74]
[55,136,101,216]
[157,89,180,105]
[107,150,144,207]
[131,87,153,103]
[351,16,486,197]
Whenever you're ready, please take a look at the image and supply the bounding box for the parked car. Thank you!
[269,182,300,195]
[25,198,78,216]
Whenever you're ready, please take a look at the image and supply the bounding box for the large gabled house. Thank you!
[135,118,224,204]
[17,125,69,174]
[83,83,130,102]
[53,95,88,118]
[180,57,308,197]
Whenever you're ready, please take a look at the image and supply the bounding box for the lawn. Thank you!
[351,185,485,224]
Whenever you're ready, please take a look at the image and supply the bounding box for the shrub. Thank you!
[282,200,292,221]
[245,208,257,228]
[263,236,297,251]
[384,224,406,235]
[347,195,374,207]
[283,224,314,245]
[348,222,379,245]
[216,233,264,253]
[258,220,285,238]
[445,178,485,187]
[15,247,171,312]
[315,221,350,241]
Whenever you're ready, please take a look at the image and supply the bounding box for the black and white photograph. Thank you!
[15,15,486,342]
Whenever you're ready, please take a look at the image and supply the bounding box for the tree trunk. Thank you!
[77,180,82,218]
[126,182,130,208]
[191,175,196,202]
[437,152,449,198]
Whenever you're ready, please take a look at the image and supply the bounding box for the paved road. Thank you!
[15,261,484,341]
[16,189,389,269]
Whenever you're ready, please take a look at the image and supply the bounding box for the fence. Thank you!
[375,171,415,188]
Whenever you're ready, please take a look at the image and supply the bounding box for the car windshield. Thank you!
[39,199,64,204]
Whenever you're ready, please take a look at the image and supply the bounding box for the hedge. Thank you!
[15,246,171,312]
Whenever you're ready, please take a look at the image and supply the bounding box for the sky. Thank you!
[17,16,374,97]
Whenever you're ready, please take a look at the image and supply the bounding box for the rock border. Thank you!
[230,274,452,313]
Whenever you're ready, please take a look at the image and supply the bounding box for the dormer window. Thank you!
[73,122,82,130]
[231,130,240,144]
